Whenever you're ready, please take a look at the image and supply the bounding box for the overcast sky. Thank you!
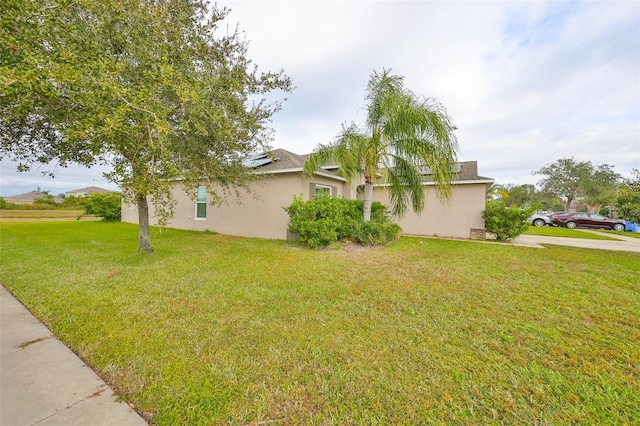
[1,0,638,197]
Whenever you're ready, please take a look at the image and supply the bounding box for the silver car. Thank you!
[529,213,551,227]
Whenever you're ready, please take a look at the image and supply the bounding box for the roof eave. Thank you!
[254,167,346,182]
[373,178,495,187]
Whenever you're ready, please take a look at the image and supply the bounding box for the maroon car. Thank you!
[551,212,626,231]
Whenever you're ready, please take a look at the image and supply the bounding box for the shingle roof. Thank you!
[253,148,307,171]
[251,149,346,180]
[249,149,492,184]
[65,186,111,195]
[421,161,491,182]
[3,191,63,202]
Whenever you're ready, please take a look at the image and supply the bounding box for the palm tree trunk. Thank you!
[363,182,373,222]
[136,192,154,253]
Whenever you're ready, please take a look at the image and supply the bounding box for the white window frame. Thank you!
[314,184,332,197]
[195,186,207,220]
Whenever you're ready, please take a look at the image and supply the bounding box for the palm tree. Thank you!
[303,69,459,221]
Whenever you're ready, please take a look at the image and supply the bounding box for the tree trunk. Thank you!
[136,193,154,253]
[363,182,373,222]
[566,195,573,212]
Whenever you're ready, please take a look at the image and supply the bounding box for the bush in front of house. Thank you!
[80,192,122,221]
[483,201,536,241]
[284,195,401,248]
[353,220,402,246]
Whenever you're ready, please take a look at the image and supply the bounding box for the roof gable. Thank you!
[65,186,111,194]
[3,191,63,202]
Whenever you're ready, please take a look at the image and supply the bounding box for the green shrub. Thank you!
[284,195,401,248]
[353,221,401,246]
[60,195,86,209]
[0,196,54,210]
[616,191,640,223]
[33,193,58,208]
[284,195,349,248]
[615,170,640,223]
[80,192,122,221]
[483,201,536,241]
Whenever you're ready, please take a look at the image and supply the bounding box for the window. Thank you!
[314,185,332,197]
[309,183,336,199]
[196,186,206,219]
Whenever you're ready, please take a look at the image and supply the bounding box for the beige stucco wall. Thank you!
[121,173,488,241]
[371,183,487,239]
[121,172,352,239]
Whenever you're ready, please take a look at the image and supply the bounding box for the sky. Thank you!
[1,0,639,197]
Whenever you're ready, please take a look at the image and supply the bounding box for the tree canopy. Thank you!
[303,69,459,221]
[1,0,292,251]
[532,158,620,211]
[488,183,564,212]
[616,169,640,223]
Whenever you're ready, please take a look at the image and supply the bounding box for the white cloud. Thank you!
[1,160,118,196]
[2,0,638,196]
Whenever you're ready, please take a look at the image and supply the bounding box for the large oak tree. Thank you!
[1,0,292,251]
[532,158,620,211]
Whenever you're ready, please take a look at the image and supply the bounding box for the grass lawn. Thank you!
[523,225,622,240]
[1,222,639,424]
[599,229,640,239]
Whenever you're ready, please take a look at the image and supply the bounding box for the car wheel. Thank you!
[566,221,577,229]
[533,218,545,227]
[612,223,625,232]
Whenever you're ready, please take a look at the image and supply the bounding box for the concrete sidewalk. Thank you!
[0,286,147,426]
[513,230,640,252]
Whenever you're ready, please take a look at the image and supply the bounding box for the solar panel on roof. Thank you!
[245,157,272,168]
[247,152,268,160]
[420,163,461,175]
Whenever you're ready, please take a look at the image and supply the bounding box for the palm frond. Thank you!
[303,123,365,183]
[365,68,405,134]
[386,154,425,217]
[385,96,459,201]
[304,68,459,220]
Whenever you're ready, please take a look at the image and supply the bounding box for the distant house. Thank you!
[121,148,494,240]
[64,186,111,197]
[2,191,63,205]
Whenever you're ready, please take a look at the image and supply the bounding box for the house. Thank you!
[372,161,493,239]
[121,148,494,240]
[64,186,111,197]
[2,191,63,205]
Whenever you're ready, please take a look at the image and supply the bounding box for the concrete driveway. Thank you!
[513,229,640,252]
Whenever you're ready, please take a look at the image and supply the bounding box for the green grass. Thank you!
[598,229,640,239]
[523,226,622,240]
[1,222,639,424]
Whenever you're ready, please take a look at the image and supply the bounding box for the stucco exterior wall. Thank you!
[121,173,351,239]
[371,183,487,239]
[120,172,488,241]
